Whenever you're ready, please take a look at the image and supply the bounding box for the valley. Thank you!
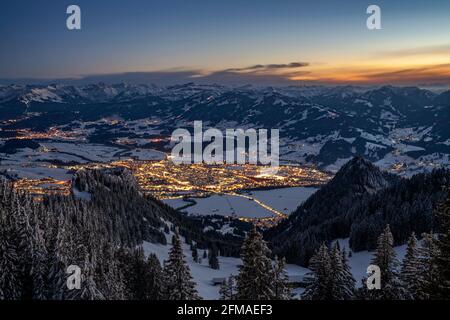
[2,83,450,227]
[2,149,329,225]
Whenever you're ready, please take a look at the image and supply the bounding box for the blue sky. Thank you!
[1,0,450,86]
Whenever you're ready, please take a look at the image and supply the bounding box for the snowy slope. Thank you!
[245,187,318,214]
[182,194,275,218]
[163,187,319,218]
[142,234,407,300]
[336,238,407,286]
[142,233,309,300]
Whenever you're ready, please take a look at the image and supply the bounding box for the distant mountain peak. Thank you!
[332,156,396,195]
[340,155,376,172]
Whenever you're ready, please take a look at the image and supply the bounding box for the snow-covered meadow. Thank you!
[0,142,165,180]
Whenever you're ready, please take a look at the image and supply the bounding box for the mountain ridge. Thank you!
[1,83,450,173]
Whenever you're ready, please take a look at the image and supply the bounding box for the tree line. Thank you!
[302,191,450,300]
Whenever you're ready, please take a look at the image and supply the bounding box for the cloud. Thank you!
[360,64,450,85]
[0,62,311,86]
[192,62,310,85]
[307,63,450,86]
[2,60,449,88]
[224,62,309,73]
[75,70,202,86]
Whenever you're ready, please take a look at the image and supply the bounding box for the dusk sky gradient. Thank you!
[1,0,450,86]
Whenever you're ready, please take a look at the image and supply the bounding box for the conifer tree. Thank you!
[100,248,125,300]
[0,212,21,300]
[272,256,291,300]
[30,239,47,300]
[236,227,274,300]
[330,244,356,300]
[146,254,164,300]
[342,247,356,298]
[302,242,355,300]
[163,233,200,300]
[45,214,70,300]
[219,276,235,300]
[191,245,199,263]
[208,248,220,270]
[400,233,422,299]
[434,192,450,298]
[369,225,408,300]
[116,248,164,300]
[416,233,440,299]
[0,197,22,300]
[302,243,332,300]
[65,246,104,301]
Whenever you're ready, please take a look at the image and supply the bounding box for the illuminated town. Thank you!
[113,160,330,199]
[12,178,72,198]
[8,157,331,226]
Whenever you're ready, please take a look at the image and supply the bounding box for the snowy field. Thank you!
[0,143,165,180]
[336,238,407,286]
[39,142,165,162]
[162,198,191,210]
[182,194,275,219]
[0,142,165,165]
[0,165,72,181]
[244,187,318,214]
[163,187,319,218]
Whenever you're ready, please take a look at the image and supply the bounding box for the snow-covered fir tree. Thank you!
[416,232,440,299]
[163,233,200,300]
[272,256,292,300]
[116,247,164,300]
[219,276,235,300]
[342,247,357,298]
[79,252,105,300]
[146,254,164,300]
[434,191,450,298]
[369,225,408,300]
[302,243,332,300]
[42,214,65,300]
[0,202,21,300]
[236,227,274,300]
[29,231,48,300]
[400,233,422,299]
[330,243,356,300]
[302,242,356,300]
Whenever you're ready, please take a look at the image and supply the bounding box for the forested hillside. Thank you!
[266,157,450,266]
[0,168,242,299]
